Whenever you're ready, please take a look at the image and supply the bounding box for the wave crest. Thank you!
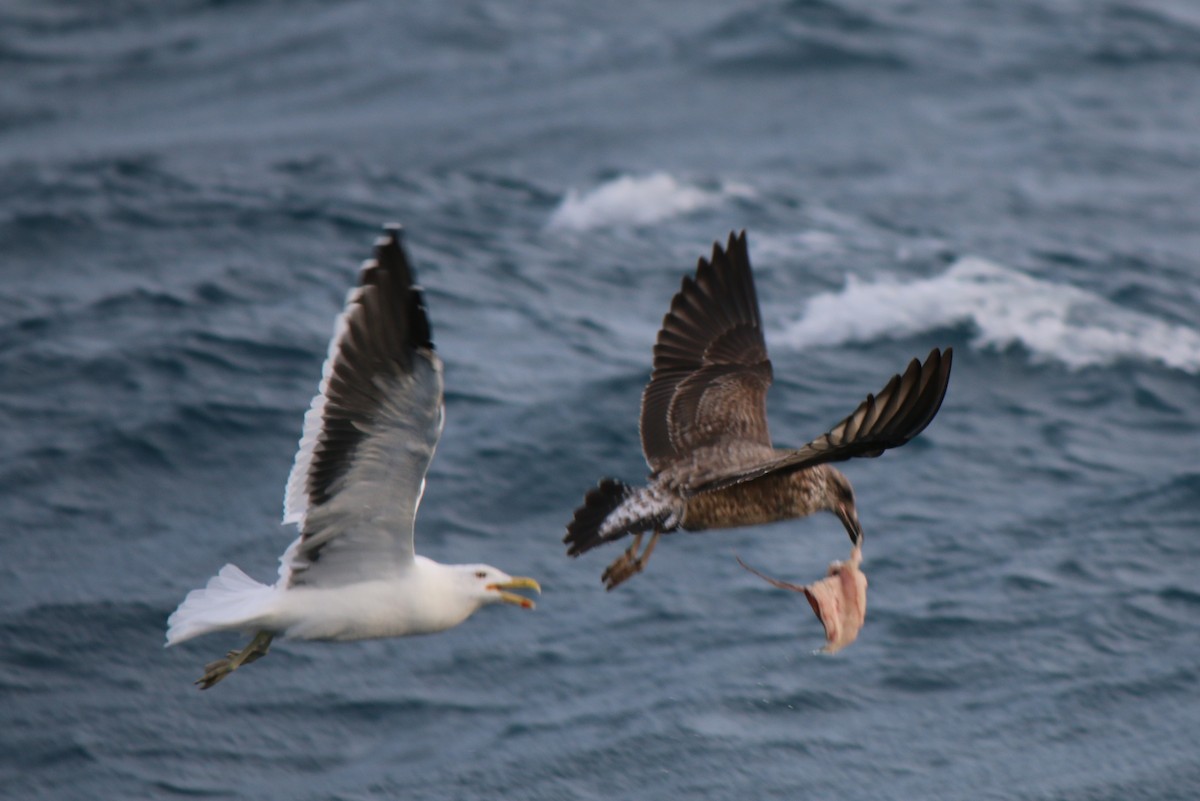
[781,256,1200,373]
[547,172,751,231]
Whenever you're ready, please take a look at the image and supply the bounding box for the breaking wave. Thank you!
[780,256,1200,373]
[547,172,752,231]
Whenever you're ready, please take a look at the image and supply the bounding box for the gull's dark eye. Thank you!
[475,570,488,579]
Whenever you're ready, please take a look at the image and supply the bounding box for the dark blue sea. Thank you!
[3,1,1199,799]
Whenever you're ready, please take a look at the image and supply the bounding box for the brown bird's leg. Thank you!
[195,630,274,690]
[601,533,641,589]
[601,529,662,591]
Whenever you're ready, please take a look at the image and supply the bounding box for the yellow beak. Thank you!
[488,576,541,609]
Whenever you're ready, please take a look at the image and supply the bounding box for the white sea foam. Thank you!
[547,172,752,230]
[780,256,1200,373]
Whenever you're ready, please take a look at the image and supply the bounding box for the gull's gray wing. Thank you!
[688,348,953,496]
[639,231,774,475]
[280,226,443,588]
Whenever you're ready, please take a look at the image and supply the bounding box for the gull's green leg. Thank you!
[195,630,274,690]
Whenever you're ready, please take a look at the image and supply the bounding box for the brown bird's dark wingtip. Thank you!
[708,230,748,263]
[723,229,747,255]
[932,346,954,387]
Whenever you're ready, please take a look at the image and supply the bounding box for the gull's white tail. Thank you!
[166,565,277,646]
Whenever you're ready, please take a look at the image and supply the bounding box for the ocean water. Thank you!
[3,1,1199,799]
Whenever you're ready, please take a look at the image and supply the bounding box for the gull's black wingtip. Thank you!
[369,222,411,272]
[377,222,405,251]
[361,222,433,354]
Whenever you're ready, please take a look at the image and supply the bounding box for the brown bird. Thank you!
[564,231,953,590]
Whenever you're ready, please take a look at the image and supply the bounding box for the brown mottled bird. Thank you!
[564,231,953,590]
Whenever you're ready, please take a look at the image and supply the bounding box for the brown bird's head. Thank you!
[824,467,864,546]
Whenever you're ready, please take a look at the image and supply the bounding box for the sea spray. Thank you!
[781,257,1200,373]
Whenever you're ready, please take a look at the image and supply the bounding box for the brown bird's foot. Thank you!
[601,531,660,591]
[195,630,274,690]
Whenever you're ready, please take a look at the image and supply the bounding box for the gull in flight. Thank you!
[564,231,952,589]
[167,226,540,688]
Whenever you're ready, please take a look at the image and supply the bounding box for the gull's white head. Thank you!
[456,564,541,609]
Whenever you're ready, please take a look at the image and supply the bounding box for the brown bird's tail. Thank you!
[564,479,676,556]
[565,479,635,556]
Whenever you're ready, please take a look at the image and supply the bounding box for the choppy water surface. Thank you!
[2,2,1199,799]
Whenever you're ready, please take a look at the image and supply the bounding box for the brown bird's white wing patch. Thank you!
[737,543,867,654]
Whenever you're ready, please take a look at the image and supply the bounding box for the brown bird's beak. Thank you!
[488,577,541,609]
[836,502,864,546]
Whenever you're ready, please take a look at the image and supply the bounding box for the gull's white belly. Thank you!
[271,579,479,642]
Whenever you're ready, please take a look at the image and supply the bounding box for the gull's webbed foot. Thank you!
[195,630,274,690]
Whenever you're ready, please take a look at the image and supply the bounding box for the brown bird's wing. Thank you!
[688,347,953,495]
[639,231,774,474]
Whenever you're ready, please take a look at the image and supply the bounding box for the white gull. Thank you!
[166,225,540,689]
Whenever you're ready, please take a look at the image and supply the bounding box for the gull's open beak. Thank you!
[836,503,864,546]
[488,577,541,609]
